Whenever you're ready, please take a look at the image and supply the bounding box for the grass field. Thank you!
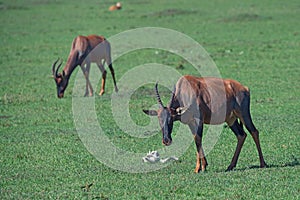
[1,0,300,199]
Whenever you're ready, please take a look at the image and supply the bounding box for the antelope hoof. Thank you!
[226,165,235,172]
[99,90,105,96]
[260,162,267,168]
[84,91,93,97]
[194,167,202,173]
[115,87,119,93]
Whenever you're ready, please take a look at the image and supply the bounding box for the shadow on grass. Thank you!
[256,156,298,169]
[218,13,273,23]
[143,9,198,18]
[215,155,299,173]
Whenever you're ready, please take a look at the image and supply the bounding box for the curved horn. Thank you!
[52,58,60,77]
[169,85,176,105]
[56,59,63,77]
[155,82,164,108]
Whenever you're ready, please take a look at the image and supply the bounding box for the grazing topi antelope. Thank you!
[143,75,267,172]
[52,35,118,98]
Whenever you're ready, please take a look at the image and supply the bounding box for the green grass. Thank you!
[1,0,300,199]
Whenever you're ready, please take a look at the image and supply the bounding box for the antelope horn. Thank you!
[155,82,164,108]
[52,58,60,77]
[169,85,176,105]
[56,59,63,77]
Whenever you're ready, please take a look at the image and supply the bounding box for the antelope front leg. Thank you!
[97,62,107,96]
[190,122,207,173]
[194,134,207,173]
[99,70,107,96]
[80,64,93,97]
[194,140,201,173]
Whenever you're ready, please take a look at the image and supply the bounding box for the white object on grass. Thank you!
[142,151,179,163]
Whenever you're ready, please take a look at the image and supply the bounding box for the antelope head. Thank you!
[143,83,188,146]
[52,59,69,98]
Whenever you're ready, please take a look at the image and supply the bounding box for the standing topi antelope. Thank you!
[143,75,267,172]
[52,35,118,98]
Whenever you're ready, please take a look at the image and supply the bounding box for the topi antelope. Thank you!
[143,75,267,172]
[52,35,118,98]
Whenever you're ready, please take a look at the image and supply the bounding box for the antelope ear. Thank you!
[175,106,189,116]
[143,109,158,116]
